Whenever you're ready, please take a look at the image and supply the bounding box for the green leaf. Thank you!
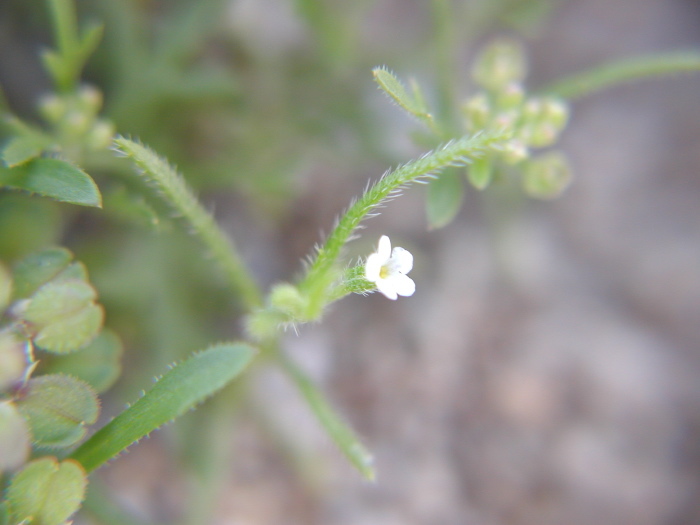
[25,280,97,326]
[33,304,104,354]
[2,135,51,167]
[114,137,261,308]
[0,193,63,262]
[466,156,493,190]
[15,374,100,449]
[372,67,435,128]
[0,158,102,207]
[541,51,700,99]
[427,168,464,230]
[0,332,25,392]
[12,247,73,300]
[0,261,12,313]
[280,354,375,480]
[69,342,256,472]
[0,401,31,471]
[39,329,123,393]
[6,456,87,525]
[24,279,103,353]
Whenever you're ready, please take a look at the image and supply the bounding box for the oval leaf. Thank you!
[0,262,12,313]
[15,374,100,449]
[0,158,102,208]
[7,457,87,525]
[70,342,256,472]
[0,401,31,471]
[40,329,123,393]
[2,135,50,168]
[0,332,26,392]
[12,248,73,300]
[33,303,104,354]
[427,168,464,230]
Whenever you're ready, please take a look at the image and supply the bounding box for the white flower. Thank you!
[365,235,415,300]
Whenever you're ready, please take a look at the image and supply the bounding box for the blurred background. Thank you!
[1,0,700,524]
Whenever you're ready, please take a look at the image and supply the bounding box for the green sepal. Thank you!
[6,456,87,525]
[70,342,256,472]
[14,374,100,449]
[39,329,123,393]
[0,158,102,208]
[427,168,464,230]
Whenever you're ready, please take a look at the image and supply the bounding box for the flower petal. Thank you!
[365,253,382,281]
[375,278,398,300]
[392,274,415,297]
[391,247,413,274]
[377,235,391,260]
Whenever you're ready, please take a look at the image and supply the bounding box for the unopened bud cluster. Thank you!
[462,39,572,198]
[39,84,115,154]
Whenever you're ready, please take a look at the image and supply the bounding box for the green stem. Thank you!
[113,137,262,308]
[541,51,700,99]
[299,130,507,296]
[48,0,78,59]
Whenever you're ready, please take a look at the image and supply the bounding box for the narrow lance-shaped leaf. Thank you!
[69,342,256,472]
[280,353,375,481]
[113,137,261,308]
[373,67,436,130]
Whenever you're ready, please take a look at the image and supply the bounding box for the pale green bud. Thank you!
[518,97,570,147]
[86,120,116,150]
[499,139,529,165]
[77,85,103,115]
[462,93,491,131]
[522,152,572,198]
[496,82,525,110]
[38,94,67,124]
[472,39,527,91]
[269,283,306,319]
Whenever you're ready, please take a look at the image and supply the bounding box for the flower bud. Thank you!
[496,82,525,110]
[38,94,67,124]
[77,84,103,115]
[461,93,491,131]
[269,283,306,319]
[499,139,529,165]
[518,97,570,147]
[86,120,115,150]
[471,39,527,91]
[522,151,572,198]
